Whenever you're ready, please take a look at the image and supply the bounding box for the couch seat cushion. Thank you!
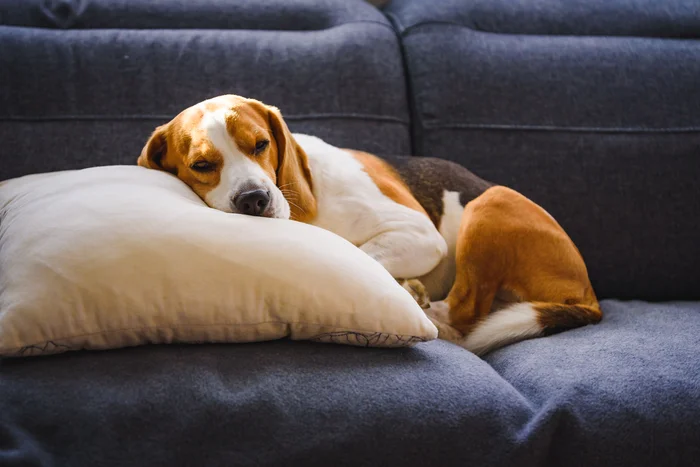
[0,340,539,466]
[1,300,698,465]
[486,300,700,466]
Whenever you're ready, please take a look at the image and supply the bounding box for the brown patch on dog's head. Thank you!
[138,95,316,221]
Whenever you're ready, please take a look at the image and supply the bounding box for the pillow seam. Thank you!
[1,321,429,353]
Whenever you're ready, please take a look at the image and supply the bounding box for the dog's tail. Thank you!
[458,301,603,356]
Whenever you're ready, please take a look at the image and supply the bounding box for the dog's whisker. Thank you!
[286,200,306,215]
[280,189,300,201]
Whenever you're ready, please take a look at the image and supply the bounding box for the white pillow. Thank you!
[0,166,437,357]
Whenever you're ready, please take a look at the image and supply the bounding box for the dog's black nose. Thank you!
[234,189,270,216]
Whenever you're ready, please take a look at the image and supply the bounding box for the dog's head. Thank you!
[138,95,316,221]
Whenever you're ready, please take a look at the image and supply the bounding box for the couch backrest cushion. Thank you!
[386,0,700,300]
[0,0,410,179]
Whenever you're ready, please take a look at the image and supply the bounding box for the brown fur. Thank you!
[139,103,225,201]
[534,302,602,335]
[138,95,316,222]
[346,150,429,218]
[445,186,601,334]
[266,105,317,222]
[224,103,278,183]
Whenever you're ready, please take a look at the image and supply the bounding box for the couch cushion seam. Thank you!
[399,20,700,40]
[383,11,406,35]
[1,113,411,125]
[0,19,397,34]
[383,10,419,155]
[422,122,700,134]
[401,20,479,37]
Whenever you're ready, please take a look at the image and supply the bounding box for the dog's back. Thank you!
[380,155,492,228]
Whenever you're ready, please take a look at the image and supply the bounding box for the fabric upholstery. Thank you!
[2,0,384,30]
[0,341,536,467]
[1,301,699,466]
[1,0,699,465]
[486,300,700,466]
[385,0,700,300]
[0,0,410,181]
[385,0,700,38]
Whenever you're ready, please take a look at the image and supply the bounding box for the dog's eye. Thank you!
[191,160,215,172]
[254,140,269,154]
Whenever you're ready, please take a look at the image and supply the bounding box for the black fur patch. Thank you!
[380,156,493,227]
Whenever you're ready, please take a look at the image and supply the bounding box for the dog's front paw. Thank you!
[399,278,431,309]
[423,301,464,342]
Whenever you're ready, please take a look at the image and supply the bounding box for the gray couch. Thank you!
[1,0,699,465]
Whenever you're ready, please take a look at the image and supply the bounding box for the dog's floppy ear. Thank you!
[138,124,171,171]
[267,106,317,222]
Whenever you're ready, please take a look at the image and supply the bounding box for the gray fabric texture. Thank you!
[385,0,700,37]
[385,0,700,300]
[1,300,699,466]
[0,341,536,467]
[1,0,386,30]
[0,0,411,181]
[1,0,699,465]
[485,300,700,467]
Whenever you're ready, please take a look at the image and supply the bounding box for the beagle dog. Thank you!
[138,95,601,355]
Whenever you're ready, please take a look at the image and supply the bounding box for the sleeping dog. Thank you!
[138,95,601,355]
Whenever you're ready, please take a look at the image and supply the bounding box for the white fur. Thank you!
[194,116,445,278]
[456,302,543,355]
[294,134,447,279]
[420,190,464,300]
[200,109,290,219]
